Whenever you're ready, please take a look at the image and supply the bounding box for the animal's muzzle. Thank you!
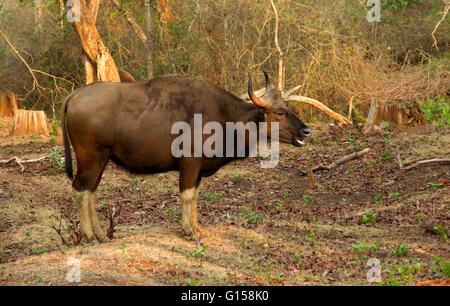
[301,128,312,138]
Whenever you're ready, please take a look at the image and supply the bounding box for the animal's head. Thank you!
[248,72,311,146]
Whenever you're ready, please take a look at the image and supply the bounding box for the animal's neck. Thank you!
[232,102,264,125]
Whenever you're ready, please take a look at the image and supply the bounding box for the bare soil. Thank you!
[0,122,448,286]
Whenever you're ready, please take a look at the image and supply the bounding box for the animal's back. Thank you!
[64,75,252,174]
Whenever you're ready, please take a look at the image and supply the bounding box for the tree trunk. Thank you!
[270,0,284,91]
[10,110,49,136]
[59,0,65,29]
[0,91,18,117]
[72,0,120,84]
[363,100,426,134]
[34,0,43,32]
[145,0,153,79]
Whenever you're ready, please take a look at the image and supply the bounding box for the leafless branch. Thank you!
[431,0,450,50]
[401,158,450,171]
[0,155,51,172]
[300,148,370,176]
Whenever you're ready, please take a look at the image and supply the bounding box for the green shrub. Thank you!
[420,97,450,127]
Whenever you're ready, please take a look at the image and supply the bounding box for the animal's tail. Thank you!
[61,91,76,180]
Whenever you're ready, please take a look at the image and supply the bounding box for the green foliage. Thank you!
[48,136,56,146]
[293,253,302,263]
[382,151,392,160]
[395,244,410,257]
[202,192,222,204]
[31,248,47,255]
[268,199,284,211]
[240,210,260,224]
[59,245,68,254]
[178,245,207,260]
[362,213,377,225]
[119,244,127,258]
[381,262,424,286]
[191,245,207,259]
[303,195,312,203]
[36,273,46,283]
[48,146,65,173]
[430,255,450,277]
[50,122,60,136]
[427,182,443,191]
[382,0,420,9]
[234,173,242,183]
[307,232,315,244]
[420,97,450,127]
[388,192,401,200]
[185,279,200,286]
[433,225,448,243]
[350,243,379,258]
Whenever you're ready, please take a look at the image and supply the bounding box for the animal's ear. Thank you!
[248,73,270,108]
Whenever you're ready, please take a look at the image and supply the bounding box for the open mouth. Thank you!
[293,137,305,147]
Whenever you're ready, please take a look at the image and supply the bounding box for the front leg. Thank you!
[180,184,201,236]
[179,158,202,237]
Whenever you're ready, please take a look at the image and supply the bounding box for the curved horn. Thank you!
[248,73,269,108]
[263,71,270,92]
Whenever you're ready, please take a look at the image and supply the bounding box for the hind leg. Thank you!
[88,191,107,242]
[72,147,109,243]
[73,188,96,242]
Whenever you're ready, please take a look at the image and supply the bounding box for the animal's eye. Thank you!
[276,110,285,116]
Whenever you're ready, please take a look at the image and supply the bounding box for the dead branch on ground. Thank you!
[0,154,51,172]
[52,208,82,247]
[51,215,71,247]
[400,158,450,171]
[300,148,370,176]
[107,205,121,239]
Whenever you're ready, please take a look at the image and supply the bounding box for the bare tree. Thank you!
[34,0,43,32]
[71,0,120,84]
[145,0,154,79]
[270,0,284,91]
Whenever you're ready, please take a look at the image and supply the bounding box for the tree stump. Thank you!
[0,91,18,117]
[363,100,426,134]
[10,110,49,136]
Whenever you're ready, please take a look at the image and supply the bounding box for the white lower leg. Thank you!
[73,188,95,242]
[88,192,106,242]
[181,187,198,235]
